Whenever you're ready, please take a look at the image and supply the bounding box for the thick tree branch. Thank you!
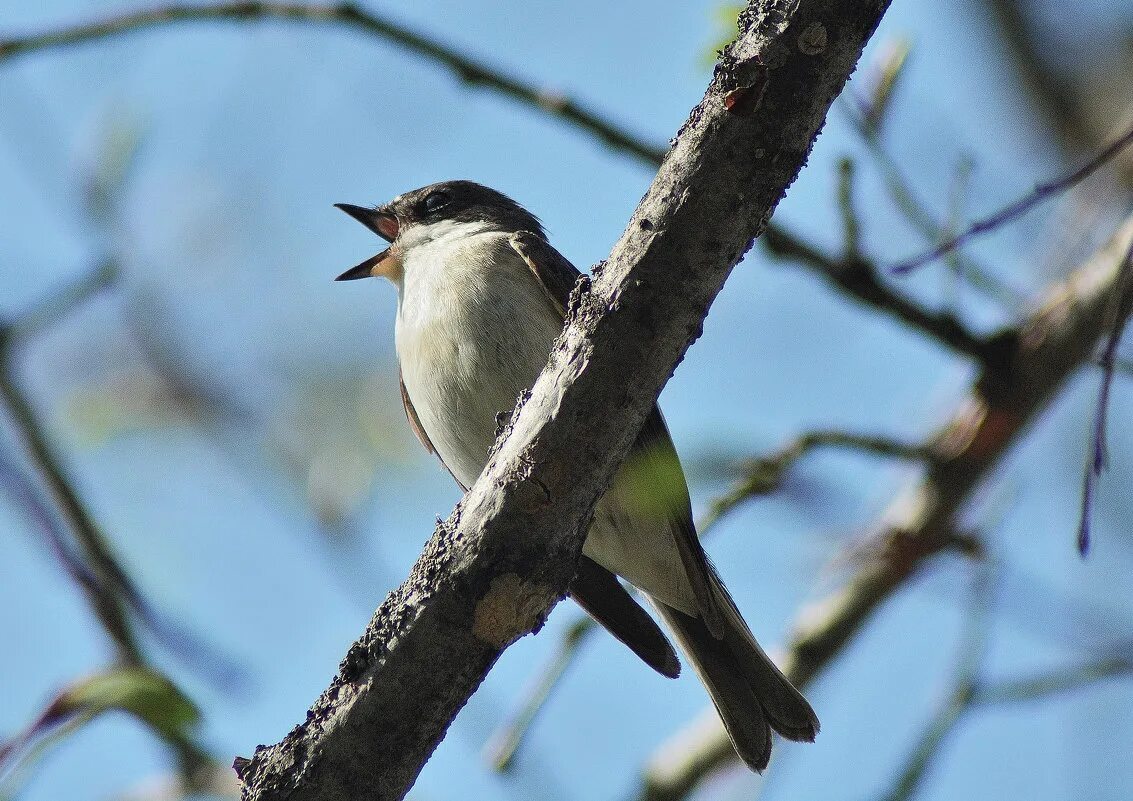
[637,214,1133,801]
[233,2,890,799]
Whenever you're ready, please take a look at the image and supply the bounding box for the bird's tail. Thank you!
[653,580,818,772]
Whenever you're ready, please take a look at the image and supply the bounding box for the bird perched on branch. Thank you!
[335,180,818,770]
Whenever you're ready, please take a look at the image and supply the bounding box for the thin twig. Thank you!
[0,449,113,643]
[5,260,118,342]
[879,569,1133,801]
[879,565,996,801]
[837,157,863,261]
[942,154,976,311]
[891,122,1133,274]
[983,0,1093,154]
[762,226,1004,365]
[0,1,667,165]
[482,617,593,771]
[701,431,931,532]
[1077,235,1133,554]
[974,655,1133,704]
[844,100,1021,306]
[0,269,141,666]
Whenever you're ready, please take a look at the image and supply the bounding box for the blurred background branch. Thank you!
[0,264,221,795]
[635,214,1133,801]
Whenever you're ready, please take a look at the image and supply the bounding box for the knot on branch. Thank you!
[472,573,554,647]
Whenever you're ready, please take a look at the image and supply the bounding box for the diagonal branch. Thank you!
[234,2,892,799]
[890,121,1133,275]
[0,1,666,165]
[761,226,1006,365]
[636,214,1133,801]
[0,262,141,664]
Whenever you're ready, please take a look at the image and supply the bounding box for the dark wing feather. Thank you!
[400,368,435,456]
[570,556,680,678]
[508,230,581,316]
[634,409,729,637]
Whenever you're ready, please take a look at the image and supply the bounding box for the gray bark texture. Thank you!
[235,1,890,798]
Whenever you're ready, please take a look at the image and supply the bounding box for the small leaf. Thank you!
[864,38,912,134]
[52,666,200,738]
[702,4,745,65]
[1,668,199,797]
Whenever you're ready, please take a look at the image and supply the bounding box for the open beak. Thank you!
[334,203,400,242]
[335,248,395,281]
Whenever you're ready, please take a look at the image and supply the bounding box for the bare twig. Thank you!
[890,122,1133,274]
[1078,235,1133,554]
[1,261,241,684]
[482,616,592,772]
[837,158,863,261]
[701,430,930,531]
[983,0,1093,155]
[974,655,1133,704]
[843,91,1021,307]
[5,260,119,341]
[942,154,977,311]
[879,581,1133,801]
[0,267,218,791]
[0,264,141,664]
[762,226,1006,365]
[878,565,996,801]
[0,1,666,165]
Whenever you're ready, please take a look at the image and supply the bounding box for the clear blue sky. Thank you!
[2,2,1131,801]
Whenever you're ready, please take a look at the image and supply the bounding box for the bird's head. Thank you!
[334,180,543,283]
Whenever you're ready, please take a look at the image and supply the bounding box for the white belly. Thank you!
[395,233,563,486]
[394,229,697,614]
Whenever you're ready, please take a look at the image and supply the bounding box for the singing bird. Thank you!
[335,180,818,770]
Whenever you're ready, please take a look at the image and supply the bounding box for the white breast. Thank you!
[394,222,563,488]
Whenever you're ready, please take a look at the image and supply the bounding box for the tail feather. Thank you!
[654,592,818,772]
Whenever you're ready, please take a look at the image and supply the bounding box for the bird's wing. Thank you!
[399,367,470,491]
[633,408,728,637]
[508,230,581,316]
[571,555,680,678]
[400,368,435,456]
[510,229,729,637]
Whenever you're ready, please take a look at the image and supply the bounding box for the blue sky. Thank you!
[2,2,1132,801]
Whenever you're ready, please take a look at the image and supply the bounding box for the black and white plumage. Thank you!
[335,180,818,771]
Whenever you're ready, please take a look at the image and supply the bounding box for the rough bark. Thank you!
[236,1,890,799]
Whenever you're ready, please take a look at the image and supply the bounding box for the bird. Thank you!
[334,180,818,770]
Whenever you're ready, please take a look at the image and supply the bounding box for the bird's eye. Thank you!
[421,191,451,214]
